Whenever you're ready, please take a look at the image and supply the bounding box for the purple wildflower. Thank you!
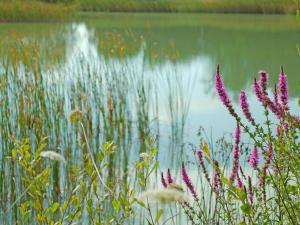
[284,122,289,132]
[279,67,289,110]
[273,84,285,119]
[266,97,281,117]
[258,70,269,96]
[259,173,265,187]
[237,175,243,189]
[230,123,241,183]
[265,143,273,167]
[161,172,167,188]
[215,65,238,119]
[258,71,283,117]
[253,78,264,103]
[213,161,220,192]
[182,162,198,200]
[254,75,281,118]
[167,168,173,184]
[197,148,210,183]
[213,171,219,192]
[239,90,255,125]
[249,146,259,169]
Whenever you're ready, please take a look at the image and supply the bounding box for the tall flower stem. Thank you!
[80,122,113,194]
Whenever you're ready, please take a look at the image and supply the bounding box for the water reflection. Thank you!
[0,19,299,167]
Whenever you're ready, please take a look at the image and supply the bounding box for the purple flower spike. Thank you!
[234,122,241,146]
[273,84,284,118]
[182,163,198,200]
[237,175,243,189]
[249,146,259,169]
[253,78,264,103]
[197,148,203,159]
[167,168,173,184]
[265,143,273,167]
[239,90,255,125]
[215,65,238,119]
[279,67,289,111]
[259,70,269,96]
[230,123,241,183]
[161,172,167,188]
[197,148,210,182]
[213,172,219,192]
[259,174,265,187]
[213,163,220,192]
[254,75,281,118]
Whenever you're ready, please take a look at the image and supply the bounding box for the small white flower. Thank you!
[140,189,187,204]
[40,151,66,164]
[139,152,152,162]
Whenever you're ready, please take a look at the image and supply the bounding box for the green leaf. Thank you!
[237,188,247,201]
[12,149,17,159]
[149,147,158,156]
[221,177,230,187]
[155,209,164,224]
[149,161,159,176]
[35,143,47,159]
[134,198,146,208]
[241,203,252,215]
[112,199,120,212]
[51,202,59,214]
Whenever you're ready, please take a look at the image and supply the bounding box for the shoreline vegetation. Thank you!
[0,1,75,22]
[0,0,299,22]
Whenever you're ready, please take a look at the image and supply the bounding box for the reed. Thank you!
[0,25,195,224]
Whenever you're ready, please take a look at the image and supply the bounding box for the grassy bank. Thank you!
[0,1,75,22]
[80,0,298,14]
[0,0,299,22]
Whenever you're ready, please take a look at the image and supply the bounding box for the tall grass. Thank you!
[0,24,195,223]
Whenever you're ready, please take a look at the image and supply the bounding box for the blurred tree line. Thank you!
[40,0,75,3]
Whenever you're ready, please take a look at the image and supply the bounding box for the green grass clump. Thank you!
[0,1,76,22]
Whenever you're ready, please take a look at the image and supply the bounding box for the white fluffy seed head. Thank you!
[140,188,186,204]
[40,151,66,164]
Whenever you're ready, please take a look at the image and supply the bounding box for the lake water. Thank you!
[0,13,299,224]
